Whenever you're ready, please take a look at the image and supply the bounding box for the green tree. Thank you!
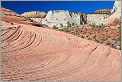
[72,23,75,26]
[53,25,58,30]
[67,21,71,27]
[60,23,63,27]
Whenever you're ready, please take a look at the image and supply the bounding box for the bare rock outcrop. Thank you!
[26,10,87,28]
[1,14,120,81]
[1,7,33,25]
[21,11,46,18]
[21,1,121,28]
[1,7,45,27]
[87,1,121,26]
[1,4,120,81]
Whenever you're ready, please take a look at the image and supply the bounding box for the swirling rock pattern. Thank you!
[1,20,120,81]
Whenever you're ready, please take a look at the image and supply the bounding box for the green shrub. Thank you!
[60,23,63,27]
[95,39,99,43]
[93,36,96,39]
[81,36,84,39]
[88,37,91,40]
[111,44,116,48]
[63,28,69,32]
[90,23,104,30]
[72,23,75,26]
[53,25,58,30]
[67,21,71,27]
[106,42,111,45]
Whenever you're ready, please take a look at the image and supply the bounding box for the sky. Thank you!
[1,1,115,14]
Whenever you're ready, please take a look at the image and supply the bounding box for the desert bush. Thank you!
[101,37,107,41]
[53,25,58,30]
[111,44,116,48]
[90,23,104,30]
[88,37,91,40]
[107,35,111,38]
[95,39,99,43]
[93,36,96,39]
[106,42,111,45]
[72,23,75,26]
[67,21,71,27]
[81,36,84,39]
[60,23,63,27]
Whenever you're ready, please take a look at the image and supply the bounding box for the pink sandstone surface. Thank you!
[1,7,121,81]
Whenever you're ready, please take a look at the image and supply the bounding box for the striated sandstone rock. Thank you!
[1,6,120,81]
[1,7,45,28]
[1,20,120,81]
[21,11,46,18]
[1,7,33,25]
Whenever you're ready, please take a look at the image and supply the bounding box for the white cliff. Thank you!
[21,11,46,18]
[41,10,87,28]
[87,1,121,25]
[21,1,121,27]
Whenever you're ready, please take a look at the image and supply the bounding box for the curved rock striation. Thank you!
[1,7,33,25]
[1,20,120,81]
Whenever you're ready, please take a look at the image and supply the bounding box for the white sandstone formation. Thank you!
[21,1,121,27]
[21,11,46,18]
[41,10,87,28]
[87,1,121,25]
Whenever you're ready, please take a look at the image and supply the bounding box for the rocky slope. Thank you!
[22,10,87,28]
[1,7,33,26]
[1,7,49,28]
[1,7,121,81]
[91,8,112,14]
[41,10,87,28]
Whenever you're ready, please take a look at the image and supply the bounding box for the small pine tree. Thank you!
[60,23,63,27]
[53,25,58,30]
[67,21,71,27]
[72,23,75,26]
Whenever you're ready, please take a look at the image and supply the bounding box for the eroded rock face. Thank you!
[27,10,87,28]
[21,1,121,28]
[87,1,121,25]
[102,1,121,24]
[41,10,87,28]
[87,14,109,25]
[21,11,46,18]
